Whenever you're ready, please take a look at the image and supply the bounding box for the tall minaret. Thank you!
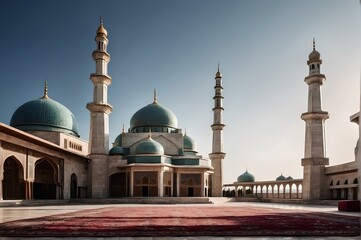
[301,39,329,200]
[86,18,113,198]
[209,65,226,197]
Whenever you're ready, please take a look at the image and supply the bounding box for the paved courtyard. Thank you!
[0,198,359,239]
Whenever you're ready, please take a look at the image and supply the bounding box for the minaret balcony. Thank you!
[86,102,113,114]
[301,111,329,121]
[92,50,110,62]
[90,74,112,85]
[211,123,225,130]
[209,152,226,160]
[304,74,325,85]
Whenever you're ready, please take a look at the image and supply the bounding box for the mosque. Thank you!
[0,20,359,202]
[0,20,225,201]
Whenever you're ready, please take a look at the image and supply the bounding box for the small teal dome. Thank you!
[237,170,255,183]
[109,146,125,155]
[114,133,123,146]
[135,137,164,155]
[286,176,293,180]
[276,174,286,181]
[130,101,178,132]
[183,134,196,152]
[10,96,79,137]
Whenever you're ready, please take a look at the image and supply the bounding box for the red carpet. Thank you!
[0,205,359,237]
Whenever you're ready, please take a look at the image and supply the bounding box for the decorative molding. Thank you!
[86,102,113,114]
[92,50,110,62]
[301,157,329,166]
[1,142,26,153]
[304,74,325,85]
[301,112,329,121]
[209,152,226,160]
[89,74,112,85]
[211,124,225,130]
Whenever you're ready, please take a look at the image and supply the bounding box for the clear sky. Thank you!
[0,0,360,184]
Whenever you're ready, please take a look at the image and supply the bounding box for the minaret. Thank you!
[209,65,226,197]
[301,39,329,200]
[86,18,113,197]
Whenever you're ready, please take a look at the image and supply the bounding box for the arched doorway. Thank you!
[70,173,77,198]
[109,172,127,197]
[34,160,57,199]
[2,157,24,200]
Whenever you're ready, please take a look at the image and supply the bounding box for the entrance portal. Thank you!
[34,160,57,199]
[2,157,24,200]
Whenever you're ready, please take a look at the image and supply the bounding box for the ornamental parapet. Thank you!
[90,74,112,85]
[304,74,325,85]
[209,152,226,160]
[301,111,329,121]
[86,102,113,114]
[92,50,110,62]
[301,157,329,166]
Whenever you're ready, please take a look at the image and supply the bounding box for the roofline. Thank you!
[0,122,89,159]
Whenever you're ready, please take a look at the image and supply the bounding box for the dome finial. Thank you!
[153,89,157,104]
[184,128,187,136]
[313,38,315,50]
[148,128,152,139]
[42,80,49,99]
[216,63,222,77]
[100,16,103,26]
[122,123,125,133]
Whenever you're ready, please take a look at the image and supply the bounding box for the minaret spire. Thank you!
[209,66,226,197]
[301,41,329,200]
[42,80,49,99]
[100,16,103,26]
[313,37,315,50]
[153,89,157,103]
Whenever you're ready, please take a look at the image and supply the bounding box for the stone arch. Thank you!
[267,185,272,198]
[2,156,25,200]
[261,185,267,197]
[285,184,290,198]
[34,159,58,199]
[273,185,278,198]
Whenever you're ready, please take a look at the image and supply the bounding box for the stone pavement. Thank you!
[0,198,359,239]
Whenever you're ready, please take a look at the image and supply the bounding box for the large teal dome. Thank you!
[130,101,178,133]
[10,96,79,137]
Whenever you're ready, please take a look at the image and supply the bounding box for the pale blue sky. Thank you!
[0,0,360,184]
